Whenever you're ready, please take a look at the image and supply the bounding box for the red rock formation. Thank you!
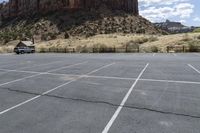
[1,0,139,18]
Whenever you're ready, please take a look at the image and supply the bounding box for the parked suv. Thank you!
[14,47,35,54]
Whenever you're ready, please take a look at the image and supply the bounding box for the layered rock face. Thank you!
[1,0,138,18]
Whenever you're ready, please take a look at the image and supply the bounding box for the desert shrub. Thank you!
[76,45,91,53]
[25,30,33,39]
[133,37,148,44]
[92,43,115,53]
[197,35,200,40]
[47,32,57,40]
[38,47,46,53]
[41,32,57,41]
[188,43,199,52]
[64,32,70,39]
[193,28,200,33]
[41,33,57,41]
[151,46,159,53]
[41,34,48,41]
[0,46,15,53]
[125,41,139,49]
[125,41,140,52]
[182,34,192,41]
[148,36,158,42]
[136,27,145,34]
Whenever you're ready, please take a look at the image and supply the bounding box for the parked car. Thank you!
[14,41,35,54]
[14,47,35,54]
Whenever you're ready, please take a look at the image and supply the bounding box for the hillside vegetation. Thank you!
[1,33,200,53]
[0,9,163,45]
[1,8,199,53]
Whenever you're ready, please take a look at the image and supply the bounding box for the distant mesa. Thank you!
[154,20,199,34]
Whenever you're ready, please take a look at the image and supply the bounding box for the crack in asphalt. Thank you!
[1,86,200,119]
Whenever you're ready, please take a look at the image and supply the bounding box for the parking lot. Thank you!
[0,53,200,133]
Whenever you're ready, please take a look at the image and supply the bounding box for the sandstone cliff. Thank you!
[0,9,163,44]
[1,0,138,18]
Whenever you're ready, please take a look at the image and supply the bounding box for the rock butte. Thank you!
[0,0,139,19]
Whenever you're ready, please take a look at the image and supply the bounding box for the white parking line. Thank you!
[1,67,200,85]
[0,96,41,115]
[0,68,40,74]
[140,78,200,85]
[0,62,115,115]
[0,61,87,87]
[102,63,149,133]
[188,64,200,74]
[87,63,115,75]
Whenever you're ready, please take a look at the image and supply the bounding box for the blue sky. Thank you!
[139,0,200,26]
[1,0,199,26]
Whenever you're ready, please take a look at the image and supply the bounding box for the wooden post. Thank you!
[167,46,169,53]
[183,46,185,53]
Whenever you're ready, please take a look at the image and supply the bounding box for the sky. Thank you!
[139,0,200,26]
[0,0,199,26]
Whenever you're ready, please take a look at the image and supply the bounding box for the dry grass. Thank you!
[140,33,200,52]
[1,33,200,53]
[0,46,14,53]
[36,34,159,51]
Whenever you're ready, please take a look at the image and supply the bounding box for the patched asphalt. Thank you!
[0,53,200,133]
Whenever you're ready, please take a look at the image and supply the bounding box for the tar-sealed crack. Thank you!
[1,86,200,119]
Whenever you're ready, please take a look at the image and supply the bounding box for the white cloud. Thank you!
[139,2,194,22]
[174,3,194,18]
[179,20,186,23]
[139,0,189,7]
[193,17,200,22]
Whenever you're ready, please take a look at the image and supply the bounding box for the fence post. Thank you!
[167,46,169,53]
[183,46,185,53]
[137,46,140,53]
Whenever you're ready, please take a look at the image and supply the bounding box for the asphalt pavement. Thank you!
[0,53,200,133]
